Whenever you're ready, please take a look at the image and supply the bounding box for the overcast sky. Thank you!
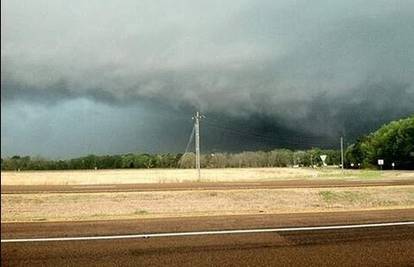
[2,0,414,158]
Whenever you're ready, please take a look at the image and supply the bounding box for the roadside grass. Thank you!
[319,190,369,204]
[354,170,383,179]
[315,169,382,179]
[2,168,413,186]
[2,186,413,222]
[33,218,47,222]
[133,210,149,215]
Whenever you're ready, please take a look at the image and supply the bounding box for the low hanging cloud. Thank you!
[2,0,414,157]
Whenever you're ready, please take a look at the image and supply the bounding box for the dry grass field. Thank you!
[2,168,413,222]
[2,167,414,185]
[2,186,413,222]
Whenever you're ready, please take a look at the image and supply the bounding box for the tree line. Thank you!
[180,149,340,168]
[1,149,340,171]
[345,115,414,169]
[2,115,412,171]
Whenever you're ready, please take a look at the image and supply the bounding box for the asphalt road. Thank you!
[2,209,414,266]
[2,179,414,194]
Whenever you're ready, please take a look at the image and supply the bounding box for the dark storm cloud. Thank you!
[2,0,414,157]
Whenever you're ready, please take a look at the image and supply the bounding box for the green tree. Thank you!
[345,116,414,169]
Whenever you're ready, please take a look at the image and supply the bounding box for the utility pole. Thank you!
[193,112,204,180]
[340,136,344,172]
[310,153,313,168]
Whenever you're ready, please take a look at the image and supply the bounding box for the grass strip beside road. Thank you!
[2,186,413,222]
[2,168,414,185]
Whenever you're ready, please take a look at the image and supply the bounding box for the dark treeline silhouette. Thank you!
[1,149,340,171]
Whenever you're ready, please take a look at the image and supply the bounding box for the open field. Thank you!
[2,167,414,185]
[3,170,413,266]
[2,186,413,222]
[2,168,413,223]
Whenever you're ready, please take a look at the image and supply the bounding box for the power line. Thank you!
[204,114,325,141]
[179,125,195,168]
[184,125,195,155]
[203,119,334,144]
[137,108,336,147]
[203,121,336,148]
[341,136,344,171]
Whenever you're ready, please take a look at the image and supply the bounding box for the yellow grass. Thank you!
[2,168,414,185]
[2,186,413,222]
